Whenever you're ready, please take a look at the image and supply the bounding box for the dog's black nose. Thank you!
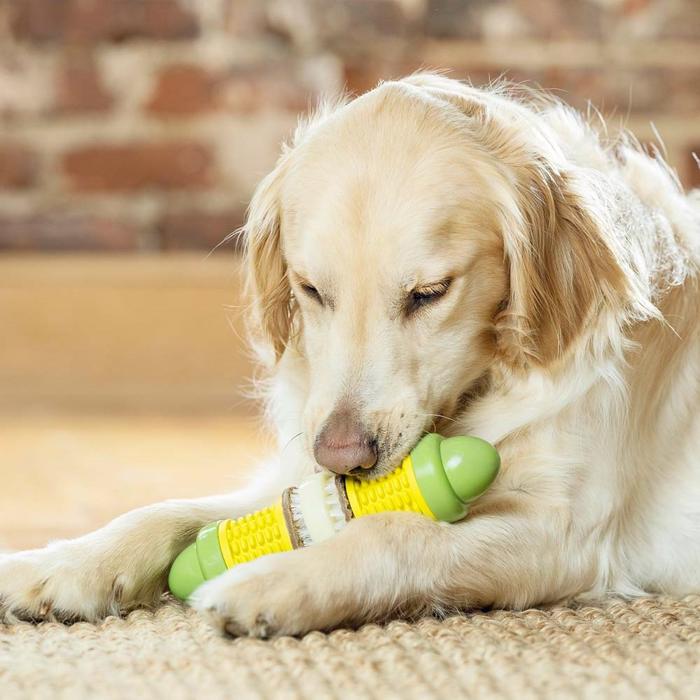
[314,406,377,475]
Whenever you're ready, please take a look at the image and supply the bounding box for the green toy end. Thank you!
[440,435,500,503]
[168,542,205,601]
[168,521,228,601]
[410,434,468,522]
[410,433,499,523]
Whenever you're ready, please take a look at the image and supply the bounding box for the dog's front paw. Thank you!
[190,550,344,638]
[0,543,164,624]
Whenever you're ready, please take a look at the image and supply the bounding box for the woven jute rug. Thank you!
[2,596,700,699]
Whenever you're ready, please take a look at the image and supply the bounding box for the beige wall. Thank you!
[0,255,254,414]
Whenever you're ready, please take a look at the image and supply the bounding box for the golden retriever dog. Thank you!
[1,74,699,636]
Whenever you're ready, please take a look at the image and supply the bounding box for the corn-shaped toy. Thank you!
[168,433,500,600]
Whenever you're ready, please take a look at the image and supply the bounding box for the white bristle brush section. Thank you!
[289,471,349,547]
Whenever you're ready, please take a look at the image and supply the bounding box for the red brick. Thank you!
[424,0,502,40]
[146,64,218,116]
[424,0,605,40]
[266,0,413,46]
[621,0,652,15]
[10,0,199,43]
[219,65,314,114]
[332,0,411,37]
[541,67,700,115]
[654,1,700,40]
[0,143,38,189]
[54,52,112,113]
[514,0,605,40]
[0,213,138,251]
[62,142,214,191]
[223,2,271,37]
[343,59,528,97]
[343,62,391,96]
[159,208,246,251]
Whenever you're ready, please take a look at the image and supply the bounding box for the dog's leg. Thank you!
[0,468,289,623]
[191,503,584,637]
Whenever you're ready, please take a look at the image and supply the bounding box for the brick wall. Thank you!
[0,0,698,252]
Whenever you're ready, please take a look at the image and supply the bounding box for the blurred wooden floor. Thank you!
[0,255,273,551]
[0,415,271,550]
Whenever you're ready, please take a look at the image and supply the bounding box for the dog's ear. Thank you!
[496,162,627,368]
[244,161,294,363]
[403,74,627,368]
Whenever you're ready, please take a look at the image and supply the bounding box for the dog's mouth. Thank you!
[345,434,419,481]
[347,376,491,480]
[346,463,391,480]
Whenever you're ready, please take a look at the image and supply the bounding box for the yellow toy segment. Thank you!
[345,455,435,520]
[217,500,293,567]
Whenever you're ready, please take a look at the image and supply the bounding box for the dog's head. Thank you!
[245,74,627,476]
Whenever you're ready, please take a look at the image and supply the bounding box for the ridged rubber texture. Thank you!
[167,521,227,601]
[345,455,435,519]
[409,433,468,522]
[218,501,293,567]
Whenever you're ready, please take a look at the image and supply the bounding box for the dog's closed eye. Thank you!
[406,278,452,316]
[300,282,323,305]
[290,271,325,307]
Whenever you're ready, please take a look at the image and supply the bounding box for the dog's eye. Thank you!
[407,278,452,315]
[300,282,323,305]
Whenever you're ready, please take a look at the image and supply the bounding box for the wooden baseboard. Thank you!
[0,254,257,414]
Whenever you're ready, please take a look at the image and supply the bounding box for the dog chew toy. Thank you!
[168,433,500,600]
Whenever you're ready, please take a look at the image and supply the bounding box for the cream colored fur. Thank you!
[1,74,699,636]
